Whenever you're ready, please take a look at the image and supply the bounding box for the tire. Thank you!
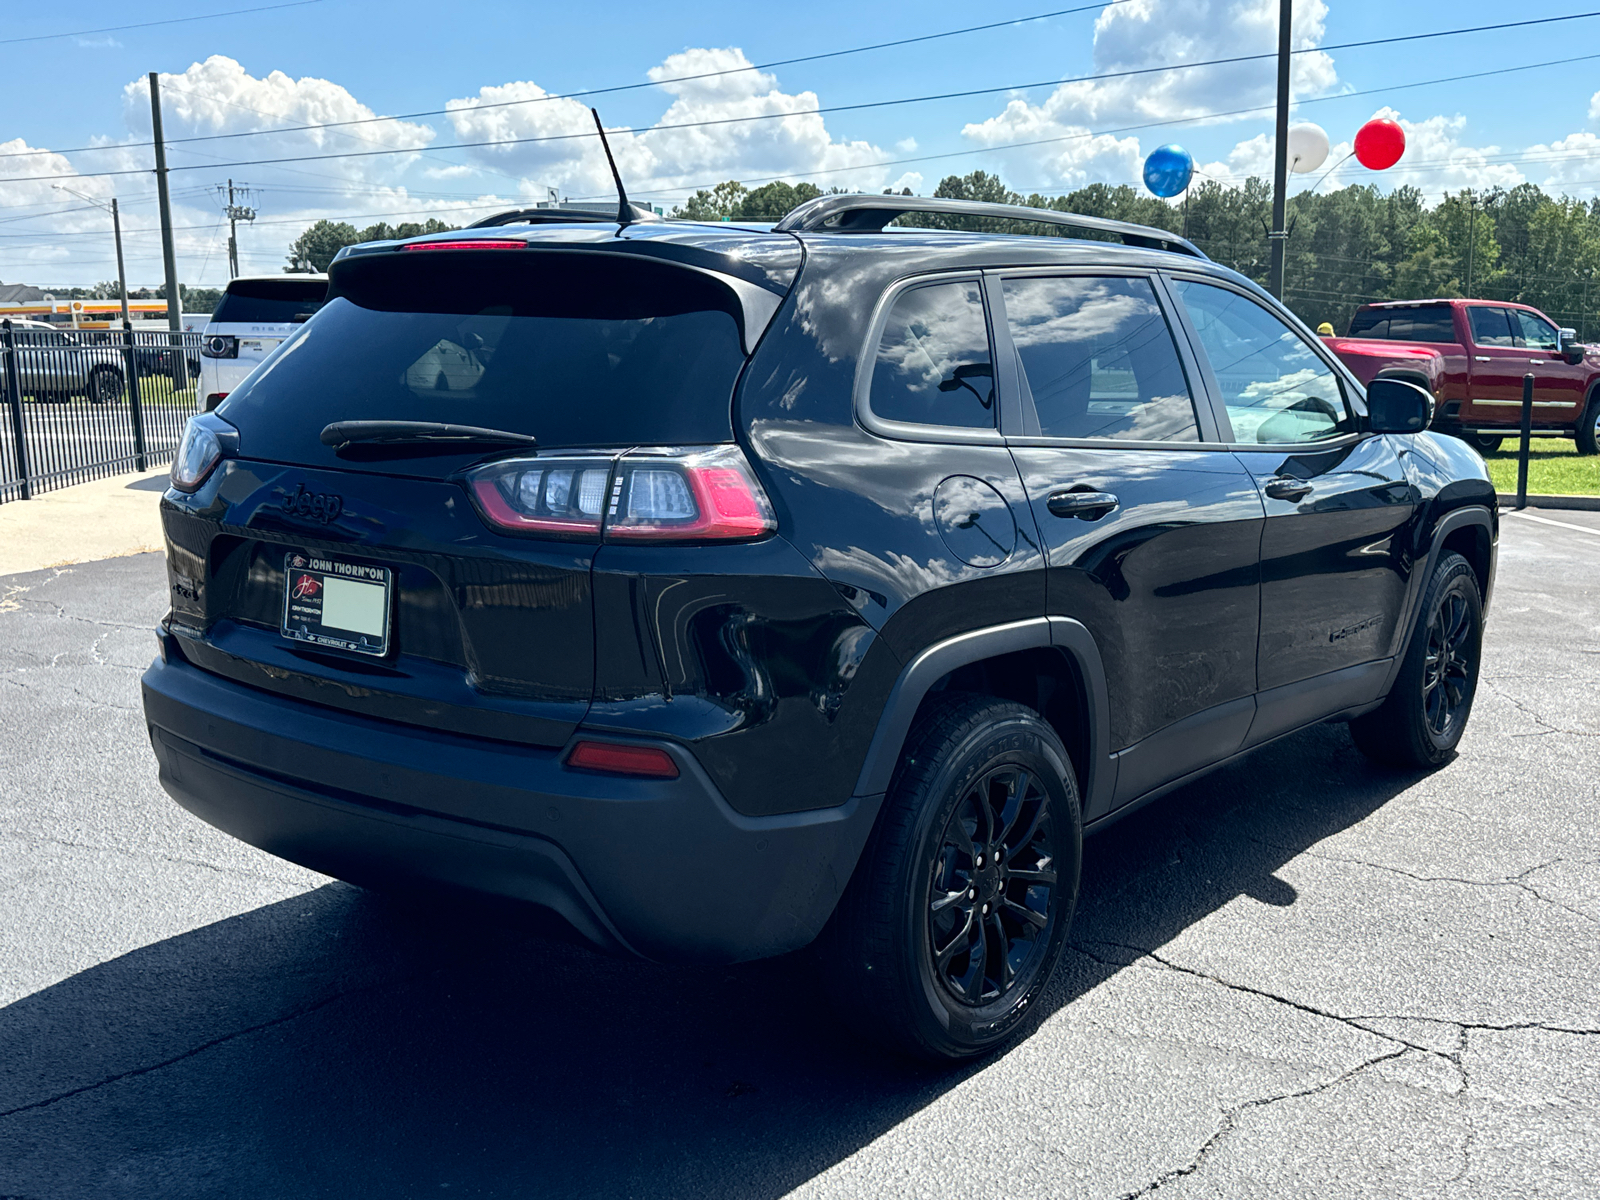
[1467,433,1503,454]
[1576,391,1600,457]
[87,367,123,405]
[1351,552,1483,769]
[818,692,1082,1061]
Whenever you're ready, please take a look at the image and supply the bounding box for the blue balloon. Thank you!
[1143,144,1194,198]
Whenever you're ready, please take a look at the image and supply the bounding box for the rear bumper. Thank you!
[141,650,880,963]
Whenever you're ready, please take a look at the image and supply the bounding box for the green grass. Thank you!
[1483,439,1600,496]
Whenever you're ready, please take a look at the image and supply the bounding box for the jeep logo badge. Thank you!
[282,484,343,524]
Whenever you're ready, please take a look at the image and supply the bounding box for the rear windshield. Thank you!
[1346,306,1456,343]
[211,278,329,324]
[218,251,747,453]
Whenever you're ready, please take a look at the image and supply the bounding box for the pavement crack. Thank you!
[1116,1046,1409,1198]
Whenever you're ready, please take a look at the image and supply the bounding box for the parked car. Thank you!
[6,319,124,403]
[198,274,328,409]
[1327,299,1600,454]
[143,197,1497,1061]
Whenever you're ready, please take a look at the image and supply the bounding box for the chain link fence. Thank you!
[1,320,203,503]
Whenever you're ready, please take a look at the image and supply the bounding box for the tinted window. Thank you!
[869,281,995,429]
[1174,280,1352,445]
[1513,309,1559,350]
[1002,275,1198,441]
[1351,305,1456,343]
[1468,306,1516,347]
[220,253,747,451]
[212,278,329,324]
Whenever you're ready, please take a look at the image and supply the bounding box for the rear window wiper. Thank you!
[320,420,537,457]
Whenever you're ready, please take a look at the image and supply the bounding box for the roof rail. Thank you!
[467,202,662,228]
[771,195,1207,259]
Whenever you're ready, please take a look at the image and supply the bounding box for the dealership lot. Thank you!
[1,511,1596,1199]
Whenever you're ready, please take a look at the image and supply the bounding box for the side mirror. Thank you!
[1559,327,1584,365]
[1365,377,1433,434]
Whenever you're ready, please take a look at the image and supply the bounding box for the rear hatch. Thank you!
[168,238,782,747]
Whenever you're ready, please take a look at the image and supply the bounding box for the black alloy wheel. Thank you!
[819,692,1081,1061]
[88,367,122,405]
[1352,551,1483,769]
[1421,587,1474,743]
[928,764,1056,1007]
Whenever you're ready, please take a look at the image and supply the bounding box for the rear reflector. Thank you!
[566,740,680,779]
[401,240,527,251]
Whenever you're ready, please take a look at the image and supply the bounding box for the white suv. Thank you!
[198,275,327,409]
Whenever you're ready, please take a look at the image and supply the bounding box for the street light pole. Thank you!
[52,185,130,327]
[1267,0,1293,300]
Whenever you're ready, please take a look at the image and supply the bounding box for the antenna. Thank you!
[589,108,631,227]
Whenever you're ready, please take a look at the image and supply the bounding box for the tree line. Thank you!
[674,170,1600,339]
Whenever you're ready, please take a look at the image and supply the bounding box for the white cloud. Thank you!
[445,47,908,201]
[123,56,436,185]
[958,0,1338,190]
[1590,90,1600,125]
[1527,131,1600,200]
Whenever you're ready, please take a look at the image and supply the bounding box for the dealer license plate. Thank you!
[281,552,392,656]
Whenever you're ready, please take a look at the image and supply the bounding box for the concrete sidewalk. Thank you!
[0,468,168,578]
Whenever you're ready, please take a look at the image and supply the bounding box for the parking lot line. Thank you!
[1506,510,1600,538]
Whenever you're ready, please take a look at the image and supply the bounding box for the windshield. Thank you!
[218,251,749,458]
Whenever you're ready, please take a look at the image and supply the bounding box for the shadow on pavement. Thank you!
[0,723,1417,1199]
[125,475,170,492]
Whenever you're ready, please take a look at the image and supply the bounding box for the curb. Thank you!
[1497,493,1600,512]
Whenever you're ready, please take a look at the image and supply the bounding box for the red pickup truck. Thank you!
[1321,299,1600,455]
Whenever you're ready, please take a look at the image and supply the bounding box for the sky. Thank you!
[2,0,1599,290]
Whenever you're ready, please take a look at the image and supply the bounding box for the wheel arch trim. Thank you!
[850,617,1113,815]
[1383,503,1496,694]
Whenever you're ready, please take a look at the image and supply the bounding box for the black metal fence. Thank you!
[1,320,203,503]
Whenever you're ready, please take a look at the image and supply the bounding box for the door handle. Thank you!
[1263,476,1313,502]
[1047,489,1119,519]
[1474,356,1492,362]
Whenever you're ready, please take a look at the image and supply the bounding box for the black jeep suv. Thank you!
[142,195,1496,1060]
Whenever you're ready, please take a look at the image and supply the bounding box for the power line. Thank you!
[5,7,1598,167]
[0,0,323,46]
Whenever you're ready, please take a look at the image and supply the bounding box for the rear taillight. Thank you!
[171,417,224,492]
[465,445,776,543]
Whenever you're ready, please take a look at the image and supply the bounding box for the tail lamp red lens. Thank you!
[401,240,528,251]
[465,444,776,543]
[566,740,680,779]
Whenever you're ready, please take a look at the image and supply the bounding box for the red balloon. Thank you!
[1354,118,1406,170]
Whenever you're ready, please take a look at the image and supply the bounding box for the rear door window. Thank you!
[1468,307,1517,347]
[1001,275,1199,441]
[868,280,996,429]
[212,278,329,324]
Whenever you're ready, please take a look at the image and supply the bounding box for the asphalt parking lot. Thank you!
[1,509,1596,1199]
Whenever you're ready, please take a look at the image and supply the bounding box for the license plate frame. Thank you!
[280,551,393,657]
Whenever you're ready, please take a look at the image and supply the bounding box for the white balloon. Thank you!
[1287,123,1330,173]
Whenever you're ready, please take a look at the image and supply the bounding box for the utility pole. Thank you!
[1267,0,1292,300]
[1464,191,1477,298]
[52,186,130,326]
[149,71,188,388]
[218,179,256,279]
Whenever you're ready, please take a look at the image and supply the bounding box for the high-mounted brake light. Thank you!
[400,240,528,251]
[464,444,776,544]
[566,740,680,779]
